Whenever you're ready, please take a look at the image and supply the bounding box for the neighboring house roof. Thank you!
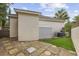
[39,15,64,22]
[9,9,64,22]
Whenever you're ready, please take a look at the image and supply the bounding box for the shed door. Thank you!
[39,27,52,39]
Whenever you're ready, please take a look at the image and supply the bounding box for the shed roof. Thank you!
[9,8,64,22]
[14,8,41,15]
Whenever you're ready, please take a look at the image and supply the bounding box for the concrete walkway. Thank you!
[0,38,76,56]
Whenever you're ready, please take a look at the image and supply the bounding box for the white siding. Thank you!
[18,13,39,41]
[39,27,53,39]
[10,17,18,38]
[39,21,64,39]
[39,21,64,32]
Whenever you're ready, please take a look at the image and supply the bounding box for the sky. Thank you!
[10,3,79,21]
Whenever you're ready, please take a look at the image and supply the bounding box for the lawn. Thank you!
[40,37,75,51]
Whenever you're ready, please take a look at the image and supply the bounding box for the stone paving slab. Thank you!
[16,52,25,56]
[2,40,10,44]
[0,47,9,56]
[5,45,14,50]
[58,47,77,56]
[0,38,77,56]
[8,48,20,55]
[31,48,46,56]
[40,50,52,56]
[3,43,11,46]
[46,45,60,55]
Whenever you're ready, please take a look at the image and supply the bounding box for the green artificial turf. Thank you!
[40,37,75,51]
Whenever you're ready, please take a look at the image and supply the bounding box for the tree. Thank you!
[55,9,69,20]
[73,15,79,26]
[64,22,72,37]
[0,3,12,29]
[0,3,7,29]
[54,8,71,37]
[5,4,12,28]
[74,15,79,21]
